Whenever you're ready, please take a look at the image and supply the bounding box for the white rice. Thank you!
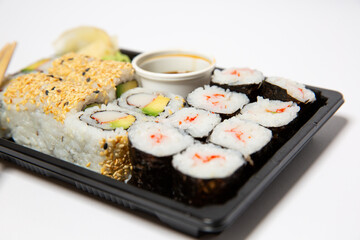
[209,117,272,157]
[62,110,128,172]
[162,107,221,138]
[238,96,300,127]
[172,143,246,179]
[187,85,249,114]
[128,121,194,157]
[265,77,316,103]
[212,67,264,85]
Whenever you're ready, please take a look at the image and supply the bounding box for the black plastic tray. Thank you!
[0,50,344,236]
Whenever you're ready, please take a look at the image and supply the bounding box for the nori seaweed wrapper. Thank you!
[172,164,251,206]
[187,101,240,121]
[260,80,303,104]
[210,81,262,102]
[128,140,173,197]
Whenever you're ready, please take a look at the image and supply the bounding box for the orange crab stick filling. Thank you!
[150,132,166,144]
[229,68,254,77]
[178,114,198,125]
[204,93,226,106]
[225,127,251,143]
[265,104,291,114]
[192,153,225,164]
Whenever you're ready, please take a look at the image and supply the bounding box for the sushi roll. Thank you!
[237,97,300,142]
[128,121,193,195]
[48,52,134,103]
[117,87,185,119]
[0,53,134,166]
[187,85,249,120]
[209,117,273,167]
[260,77,316,105]
[59,104,135,180]
[172,143,248,206]
[162,107,221,140]
[211,67,264,101]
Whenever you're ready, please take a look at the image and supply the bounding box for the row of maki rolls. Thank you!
[123,66,319,206]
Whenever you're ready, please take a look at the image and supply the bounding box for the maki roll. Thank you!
[187,85,249,120]
[211,67,264,101]
[260,77,316,105]
[209,117,273,167]
[163,107,221,140]
[128,121,193,195]
[237,97,300,142]
[172,143,248,206]
[117,87,185,119]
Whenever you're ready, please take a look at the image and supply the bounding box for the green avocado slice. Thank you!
[141,95,170,117]
[109,115,136,130]
[116,80,138,98]
[21,58,51,73]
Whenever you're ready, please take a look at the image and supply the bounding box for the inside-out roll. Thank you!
[57,103,137,180]
[117,87,185,120]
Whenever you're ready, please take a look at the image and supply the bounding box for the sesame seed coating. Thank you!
[3,53,134,123]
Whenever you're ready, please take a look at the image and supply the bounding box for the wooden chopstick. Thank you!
[0,42,17,86]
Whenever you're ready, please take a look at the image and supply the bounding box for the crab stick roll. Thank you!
[117,87,185,120]
[260,77,316,105]
[172,143,248,206]
[187,85,249,120]
[128,121,193,195]
[163,107,221,140]
[211,67,264,101]
[209,117,273,167]
[237,97,301,145]
[58,104,137,181]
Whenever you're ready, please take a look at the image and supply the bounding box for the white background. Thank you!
[0,0,359,239]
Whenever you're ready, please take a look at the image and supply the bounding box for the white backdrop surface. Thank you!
[0,0,359,239]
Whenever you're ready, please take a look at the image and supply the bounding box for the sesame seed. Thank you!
[86,77,91,82]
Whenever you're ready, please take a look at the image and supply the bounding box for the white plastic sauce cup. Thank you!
[132,49,216,97]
